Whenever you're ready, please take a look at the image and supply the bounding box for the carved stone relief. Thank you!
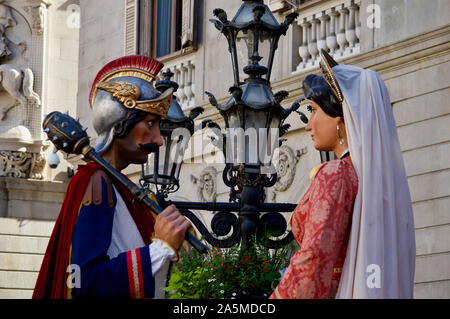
[0,1,46,179]
[0,1,15,60]
[0,2,26,59]
[0,64,41,123]
[23,3,45,35]
[0,150,44,179]
[0,2,40,127]
[0,1,15,27]
[190,166,218,203]
[266,145,307,202]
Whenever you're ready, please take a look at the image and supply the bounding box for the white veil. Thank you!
[332,64,416,298]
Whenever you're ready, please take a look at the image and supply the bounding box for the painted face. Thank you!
[116,113,163,164]
[305,100,340,152]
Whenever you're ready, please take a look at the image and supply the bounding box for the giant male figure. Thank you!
[33,55,191,299]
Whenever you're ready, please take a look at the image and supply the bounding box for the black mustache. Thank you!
[138,143,160,152]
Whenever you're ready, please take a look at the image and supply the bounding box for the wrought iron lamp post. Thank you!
[142,0,305,252]
[140,69,204,197]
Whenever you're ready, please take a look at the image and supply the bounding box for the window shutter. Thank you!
[181,0,195,48]
[125,0,138,55]
[138,0,153,56]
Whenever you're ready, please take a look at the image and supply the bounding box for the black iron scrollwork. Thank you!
[211,211,237,236]
[256,212,294,249]
[181,209,241,248]
[261,172,277,188]
[223,163,239,188]
[223,163,242,202]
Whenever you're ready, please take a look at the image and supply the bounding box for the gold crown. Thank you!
[319,49,343,104]
[96,81,173,118]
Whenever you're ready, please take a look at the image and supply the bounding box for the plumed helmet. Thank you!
[89,55,173,154]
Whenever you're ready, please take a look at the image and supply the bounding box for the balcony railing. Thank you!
[293,0,361,73]
[158,52,196,110]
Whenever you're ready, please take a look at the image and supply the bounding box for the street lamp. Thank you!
[206,0,300,182]
[210,0,297,86]
[140,69,204,198]
[149,1,303,251]
[204,1,299,249]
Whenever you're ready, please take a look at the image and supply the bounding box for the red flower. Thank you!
[245,255,251,260]
[221,261,225,266]
[241,261,246,265]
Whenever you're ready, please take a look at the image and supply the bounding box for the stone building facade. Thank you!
[0,0,448,298]
[0,0,79,298]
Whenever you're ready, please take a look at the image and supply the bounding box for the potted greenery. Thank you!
[165,239,296,299]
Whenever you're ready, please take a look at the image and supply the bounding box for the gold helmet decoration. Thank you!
[89,55,173,119]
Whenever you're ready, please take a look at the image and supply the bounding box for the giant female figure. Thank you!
[271,50,416,299]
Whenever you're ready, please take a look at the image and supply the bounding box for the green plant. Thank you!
[165,239,296,299]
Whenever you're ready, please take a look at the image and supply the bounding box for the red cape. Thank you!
[32,162,155,299]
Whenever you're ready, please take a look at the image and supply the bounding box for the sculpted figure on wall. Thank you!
[0,1,15,27]
[0,2,39,125]
[0,24,13,59]
[0,0,15,59]
[23,2,45,35]
[0,64,41,124]
[190,166,218,203]
[266,145,307,202]
[0,1,26,59]
[0,1,44,180]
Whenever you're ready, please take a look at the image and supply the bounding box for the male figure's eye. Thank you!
[148,121,153,127]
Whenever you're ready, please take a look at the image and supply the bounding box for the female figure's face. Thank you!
[305,100,342,152]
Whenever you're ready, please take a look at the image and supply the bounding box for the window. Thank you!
[125,0,197,58]
[154,0,182,57]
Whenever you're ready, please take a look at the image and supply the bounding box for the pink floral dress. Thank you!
[270,156,358,299]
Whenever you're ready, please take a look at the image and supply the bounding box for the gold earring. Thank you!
[337,125,344,145]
